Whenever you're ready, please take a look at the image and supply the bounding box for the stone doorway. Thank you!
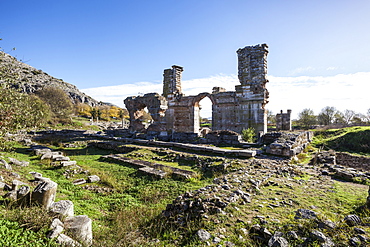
[192,93,215,134]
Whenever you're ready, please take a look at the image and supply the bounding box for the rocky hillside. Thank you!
[0,51,98,106]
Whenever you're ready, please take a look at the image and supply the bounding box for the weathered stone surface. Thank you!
[32,180,58,209]
[64,215,93,246]
[125,44,269,137]
[344,214,362,226]
[61,161,77,167]
[1,159,12,170]
[50,200,74,218]
[124,93,168,133]
[17,185,31,205]
[47,225,64,239]
[56,233,82,247]
[33,147,52,156]
[73,179,86,185]
[50,218,64,229]
[87,175,100,183]
[12,180,27,190]
[196,229,211,242]
[268,235,289,247]
[8,157,29,167]
[52,154,70,161]
[295,209,317,220]
[40,151,62,160]
[264,131,313,157]
[276,110,292,131]
[138,167,167,179]
[29,171,43,179]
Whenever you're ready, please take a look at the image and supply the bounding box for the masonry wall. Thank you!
[125,44,270,137]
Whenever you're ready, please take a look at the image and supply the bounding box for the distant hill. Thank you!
[0,51,99,106]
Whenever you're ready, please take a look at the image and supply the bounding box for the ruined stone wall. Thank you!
[233,44,269,133]
[125,44,270,137]
[276,109,292,131]
[165,95,196,133]
[124,93,168,133]
[163,65,184,98]
[336,152,370,170]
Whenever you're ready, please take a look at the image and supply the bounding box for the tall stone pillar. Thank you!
[234,44,269,134]
[163,65,184,98]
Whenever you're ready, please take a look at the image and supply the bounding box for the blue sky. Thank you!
[1,0,370,118]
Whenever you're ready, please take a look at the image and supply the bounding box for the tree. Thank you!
[365,108,370,124]
[317,106,337,125]
[35,87,73,121]
[266,109,276,125]
[297,108,317,129]
[351,113,366,125]
[333,111,345,124]
[76,103,92,117]
[343,109,356,125]
[0,87,50,134]
[90,107,101,122]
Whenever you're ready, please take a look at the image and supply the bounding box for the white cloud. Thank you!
[82,72,370,119]
[288,66,316,75]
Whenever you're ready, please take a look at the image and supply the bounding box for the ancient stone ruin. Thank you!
[276,109,292,131]
[124,44,269,139]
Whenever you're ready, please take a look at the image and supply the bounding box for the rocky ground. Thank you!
[159,155,370,246]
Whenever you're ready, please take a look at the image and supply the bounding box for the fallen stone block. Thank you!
[64,215,93,246]
[87,175,100,183]
[56,234,82,247]
[1,159,12,170]
[41,151,64,160]
[29,171,43,180]
[61,161,77,167]
[32,180,58,209]
[32,147,52,156]
[50,218,64,229]
[73,179,87,185]
[8,157,29,167]
[53,155,70,161]
[47,225,64,239]
[138,167,167,179]
[12,180,28,191]
[50,200,74,218]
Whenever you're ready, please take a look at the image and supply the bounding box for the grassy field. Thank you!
[1,127,370,246]
[312,126,370,156]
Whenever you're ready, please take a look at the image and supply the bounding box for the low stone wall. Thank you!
[205,130,242,146]
[264,131,313,157]
[336,152,370,171]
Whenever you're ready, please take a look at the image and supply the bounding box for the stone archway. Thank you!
[124,93,168,133]
[191,93,216,134]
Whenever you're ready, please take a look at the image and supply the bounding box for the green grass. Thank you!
[2,136,370,246]
[0,219,57,247]
[312,126,370,155]
[1,144,215,246]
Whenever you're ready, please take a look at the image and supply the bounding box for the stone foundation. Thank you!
[264,131,313,157]
[336,152,370,171]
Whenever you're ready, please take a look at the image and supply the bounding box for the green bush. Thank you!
[0,86,50,134]
[241,127,256,142]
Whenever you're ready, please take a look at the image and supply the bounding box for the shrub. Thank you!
[241,127,256,143]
